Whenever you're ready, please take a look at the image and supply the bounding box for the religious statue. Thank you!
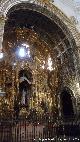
[19,69,33,108]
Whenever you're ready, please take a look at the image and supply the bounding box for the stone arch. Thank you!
[0,1,79,57]
[1,1,79,74]
[0,0,79,78]
[0,0,80,46]
[4,3,78,78]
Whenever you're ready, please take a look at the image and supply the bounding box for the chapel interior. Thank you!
[0,0,80,142]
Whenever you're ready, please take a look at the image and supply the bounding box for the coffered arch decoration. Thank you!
[3,3,77,72]
[0,0,80,46]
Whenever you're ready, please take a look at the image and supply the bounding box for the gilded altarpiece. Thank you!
[0,28,60,122]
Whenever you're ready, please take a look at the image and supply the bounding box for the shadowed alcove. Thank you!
[60,88,74,118]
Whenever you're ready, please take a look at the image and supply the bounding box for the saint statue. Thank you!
[19,69,33,108]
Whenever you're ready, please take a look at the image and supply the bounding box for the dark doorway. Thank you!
[60,89,74,118]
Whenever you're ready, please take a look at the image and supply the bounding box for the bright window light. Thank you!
[16,43,31,59]
[0,52,3,59]
[22,43,29,48]
[47,56,53,71]
[18,47,26,58]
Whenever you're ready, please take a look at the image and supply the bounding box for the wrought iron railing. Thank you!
[0,118,80,142]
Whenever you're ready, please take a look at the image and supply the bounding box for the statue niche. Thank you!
[19,69,33,108]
